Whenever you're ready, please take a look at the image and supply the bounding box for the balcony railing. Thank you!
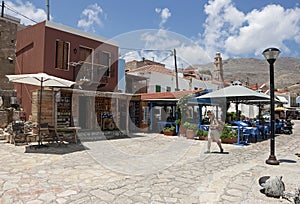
[76,62,109,86]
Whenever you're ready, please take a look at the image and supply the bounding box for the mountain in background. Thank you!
[197,57,300,94]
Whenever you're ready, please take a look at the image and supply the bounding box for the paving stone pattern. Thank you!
[0,121,299,203]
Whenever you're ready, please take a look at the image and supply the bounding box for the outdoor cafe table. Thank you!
[226,124,259,145]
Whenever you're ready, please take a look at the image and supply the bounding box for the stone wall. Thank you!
[0,17,18,90]
[0,109,13,128]
[0,90,16,108]
[31,89,54,125]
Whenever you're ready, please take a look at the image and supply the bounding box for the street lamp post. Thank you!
[262,47,281,165]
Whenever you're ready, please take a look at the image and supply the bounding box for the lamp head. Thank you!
[262,48,281,60]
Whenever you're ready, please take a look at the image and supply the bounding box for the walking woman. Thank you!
[205,110,224,153]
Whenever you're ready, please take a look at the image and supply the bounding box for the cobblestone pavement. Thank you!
[0,121,299,203]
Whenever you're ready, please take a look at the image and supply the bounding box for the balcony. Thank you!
[75,62,109,87]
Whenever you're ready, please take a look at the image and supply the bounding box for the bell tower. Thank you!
[213,52,224,82]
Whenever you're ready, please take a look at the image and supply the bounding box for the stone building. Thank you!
[0,15,25,107]
[126,58,165,71]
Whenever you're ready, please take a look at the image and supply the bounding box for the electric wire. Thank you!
[2,2,38,24]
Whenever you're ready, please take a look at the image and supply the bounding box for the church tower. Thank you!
[213,52,224,82]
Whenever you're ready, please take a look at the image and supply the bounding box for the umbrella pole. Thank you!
[38,79,43,146]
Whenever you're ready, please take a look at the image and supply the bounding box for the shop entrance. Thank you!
[79,96,88,129]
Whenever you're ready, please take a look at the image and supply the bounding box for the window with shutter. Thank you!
[55,40,70,70]
[79,46,92,62]
[156,85,161,92]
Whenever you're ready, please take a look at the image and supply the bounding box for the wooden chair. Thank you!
[48,125,68,145]
[39,123,54,144]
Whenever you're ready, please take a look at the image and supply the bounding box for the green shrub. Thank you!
[220,126,238,139]
[163,126,175,132]
[182,122,198,131]
[196,129,208,136]
[174,119,181,125]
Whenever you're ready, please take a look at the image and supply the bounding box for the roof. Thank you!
[127,65,175,76]
[276,95,288,104]
[248,84,268,91]
[141,89,205,100]
[126,73,148,81]
[183,67,197,73]
[45,21,118,46]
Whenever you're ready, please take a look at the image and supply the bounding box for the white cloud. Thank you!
[119,29,212,69]
[5,0,47,25]
[141,29,181,50]
[77,3,105,33]
[155,8,161,13]
[202,0,300,58]
[155,7,171,28]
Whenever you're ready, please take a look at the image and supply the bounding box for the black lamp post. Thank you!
[262,47,281,165]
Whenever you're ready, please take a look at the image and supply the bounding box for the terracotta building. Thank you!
[14,20,136,130]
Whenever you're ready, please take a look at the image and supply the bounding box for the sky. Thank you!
[2,0,300,68]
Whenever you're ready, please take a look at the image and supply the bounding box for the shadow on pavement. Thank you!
[211,151,229,154]
[25,142,88,155]
[278,159,297,163]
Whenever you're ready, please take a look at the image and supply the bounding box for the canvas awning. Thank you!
[276,96,288,104]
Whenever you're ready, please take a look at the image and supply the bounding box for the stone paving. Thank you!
[0,121,299,203]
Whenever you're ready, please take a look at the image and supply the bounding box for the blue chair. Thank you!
[242,128,251,143]
[264,125,270,139]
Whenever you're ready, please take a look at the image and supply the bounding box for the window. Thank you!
[79,46,92,63]
[78,46,93,80]
[94,51,111,77]
[101,52,111,77]
[166,86,171,92]
[55,40,70,70]
[156,85,161,92]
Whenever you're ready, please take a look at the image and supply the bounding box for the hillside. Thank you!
[198,57,300,91]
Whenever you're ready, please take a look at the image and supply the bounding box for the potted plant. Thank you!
[220,126,238,143]
[183,122,198,139]
[176,94,193,136]
[196,129,208,140]
[174,119,184,135]
[163,126,176,136]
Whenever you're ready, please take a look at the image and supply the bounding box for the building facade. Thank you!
[0,16,25,107]
[15,21,119,120]
[126,62,220,94]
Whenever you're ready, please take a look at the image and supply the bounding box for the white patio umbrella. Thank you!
[197,85,271,102]
[6,73,75,146]
[197,85,271,145]
[197,85,271,119]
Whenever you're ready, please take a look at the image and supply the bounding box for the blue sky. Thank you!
[3,0,300,67]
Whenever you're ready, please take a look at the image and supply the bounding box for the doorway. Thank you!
[79,96,88,129]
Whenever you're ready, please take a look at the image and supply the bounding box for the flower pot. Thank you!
[186,129,195,139]
[179,125,185,133]
[199,136,207,140]
[221,137,237,144]
[163,130,176,136]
